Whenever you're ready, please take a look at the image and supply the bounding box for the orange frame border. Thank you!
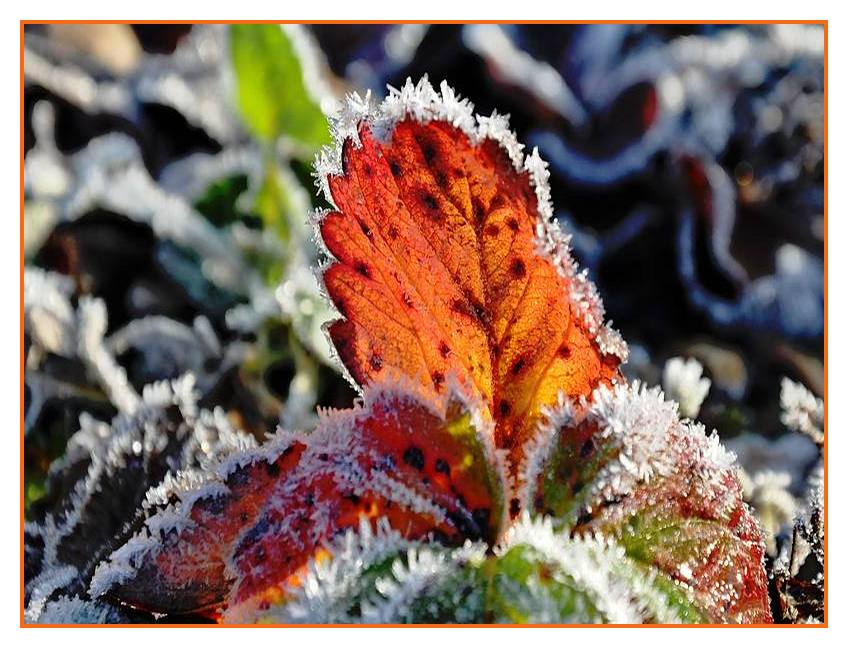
[19,19,828,629]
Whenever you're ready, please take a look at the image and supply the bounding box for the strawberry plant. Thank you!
[74,78,772,624]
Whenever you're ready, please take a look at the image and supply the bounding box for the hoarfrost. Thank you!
[662,357,711,419]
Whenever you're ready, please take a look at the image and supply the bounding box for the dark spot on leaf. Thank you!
[359,222,373,239]
[439,341,451,358]
[389,159,402,177]
[485,224,500,237]
[369,353,383,371]
[452,298,473,317]
[472,300,490,327]
[580,438,594,458]
[558,344,571,359]
[431,371,445,388]
[318,453,329,461]
[422,192,439,211]
[403,445,425,470]
[507,218,519,232]
[499,400,511,416]
[430,530,453,545]
[355,261,371,278]
[453,293,491,332]
[387,225,399,239]
[343,493,361,505]
[509,498,521,517]
[265,461,280,477]
[490,194,507,210]
[435,458,451,476]
[445,510,482,541]
[423,145,437,164]
[341,146,351,175]
[234,516,272,558]
[510,258,527,279]
[511,356,526,375]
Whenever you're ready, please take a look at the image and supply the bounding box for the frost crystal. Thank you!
[662,357,711,418]
[738,469,797,555]
[33,595,146,624]
[24,267,76,357]
[584,382,680,494]
[77,297,141,414]
[780,377,824,445]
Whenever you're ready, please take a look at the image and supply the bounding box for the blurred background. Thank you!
[23,23,824,537]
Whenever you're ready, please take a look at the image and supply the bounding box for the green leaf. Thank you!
[193,174,255,228]
[248,161,311,284]
[242,515,704,624]
[254,162,290,248]
[230,24,329,148]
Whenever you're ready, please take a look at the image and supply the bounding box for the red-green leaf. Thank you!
[519,382,771,623]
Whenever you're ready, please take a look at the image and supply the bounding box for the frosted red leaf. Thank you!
[90,376,504,614]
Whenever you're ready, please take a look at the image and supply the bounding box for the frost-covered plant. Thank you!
[780,377,824,446]
[22,26,350,529]
[662,356,711,419]
[67,78,773,625]
[738,470,797,557]
[768,379,824,623]
[24,374,256,622]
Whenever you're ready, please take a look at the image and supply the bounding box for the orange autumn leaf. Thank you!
[316,78,627,459]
